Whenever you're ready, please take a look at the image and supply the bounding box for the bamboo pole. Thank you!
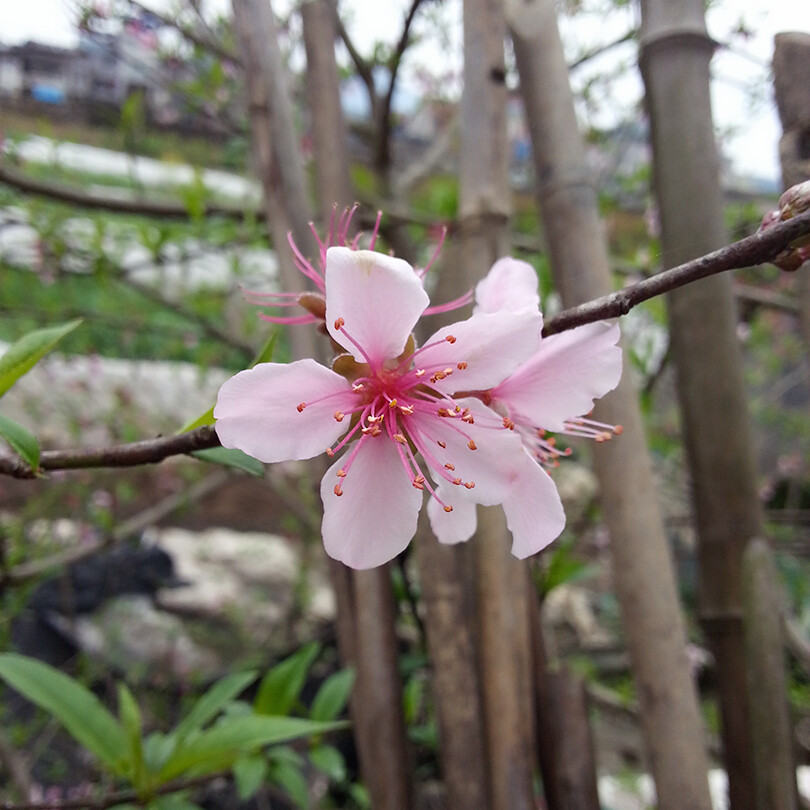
[742,540,798,810]
[457,1,536,808]
[638,3,773,806]
[507,1,713,808]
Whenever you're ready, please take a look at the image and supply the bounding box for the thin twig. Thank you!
[542,208,810,336]
[0,773,224,810]
[0,164,258,221]
[0,426,220,480]
[1,469,233,586]
[127,0,240,66]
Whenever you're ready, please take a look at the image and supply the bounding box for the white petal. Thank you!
[427,483,478,544]
[494,322,622,431]
[417,310,541,393]
[325,247,429,366]
[474,256,541,315]
[321,436,423,569]
[503,453,566,559]
[214,360,353,462]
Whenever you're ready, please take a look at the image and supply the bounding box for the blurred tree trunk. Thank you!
[638,2,772,807]
[457,1,536,808]
[742,540,798,810]
[530,589,600,810]
[301,0,352,223]
[507,1,713,809]
[232,0,317,361]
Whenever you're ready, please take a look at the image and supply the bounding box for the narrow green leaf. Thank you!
[0,319,82,397]
[192,447,264,476]
[0,654,128,774]
[118,683,145,787]
[172,671,257,745]
[180,405,215,434]
[157,715,346,782]
[309,744,346,783]
[310,669,355,723]
[269,757,309,809]
[179,330,278,434]
[233,754,269,800]
[0,414,40,470]
[143,731,176,774]
[254,642,321,717]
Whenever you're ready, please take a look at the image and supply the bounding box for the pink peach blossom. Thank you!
[215,247,544,568]
[427,257,622,552]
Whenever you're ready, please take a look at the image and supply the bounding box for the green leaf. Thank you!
[254,642,321,717]
[192,447,264,476]
[540,540,600,597]
[157,715,346,782]
[179,332,278,434]
[118,683,145,787]
[309,744,346,783]
[172,671,258,745]
[0,319,82,397]
[0,654,128,774]
[310,669,355,723]
[180,405,215,434]
[143,732,176,774]
[0,413,40,470]
[233,754,268,800]
[269,757,309,808]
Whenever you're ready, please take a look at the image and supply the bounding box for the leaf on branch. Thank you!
[254,642,321,717]
[192,447,264,476]
[156,715,348,782]
[310,669,356,723]
[0,654,129,775]
[179,331,278,433]
[0,414,40,472]
[0,319,83,398]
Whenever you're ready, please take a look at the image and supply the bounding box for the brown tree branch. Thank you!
[542,208,810,336]
[0,164,259,221]
[127,0,241,66]
[0,212,807,481]
[376,0,426,173]
[1,470,233,586]
[0,427,221,480]
[0,773,224,810]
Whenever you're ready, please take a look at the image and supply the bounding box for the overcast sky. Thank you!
[2,0,809,184]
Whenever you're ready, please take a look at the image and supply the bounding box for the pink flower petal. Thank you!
[321,436,423,569]
[410,398,527,504]
[427,483,477,544]
[493,322,622,431]
[474,257,541,316]
[324,247,429,366]
[503,452,566,558]
[214,360,353,462]
[417,310,542,393]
